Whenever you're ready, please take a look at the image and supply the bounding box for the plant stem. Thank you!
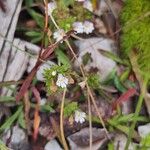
[125,79,147,150]
[87,93,92,150]
[60,88,68,150]
[49,11,109,138]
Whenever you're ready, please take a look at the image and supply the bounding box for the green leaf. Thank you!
[62,0,74,6]
[31,36,43,43]
[117,114,149,123]
[25,0,33,7]
[102,69,116,85]
[0,96,15,102]
[87,73,100,89]
[82,52,92,66]
[108,142,114,150]
[0,106,23,132]
[25,31,42,37]
[0,140,9,150]
[98,49,129,65]
[55,49,71,67]
[64,102,78,117]
[140,134,150,150]
[18,111,26,129]
[114,73,126,93]
[40,104,55,113]
[58,16,76,31]
[120,68,131,82]
[28,9,44,28]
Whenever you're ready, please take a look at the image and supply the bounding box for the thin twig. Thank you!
[23,92,31,134]
[43,0,48,30]
[71,34,84,41]
[0,80,23,87]
[50,13,59,29]
[87,93,92,150]
[104,0,118,19]
[60,88,68,150]
[66,40,109,135]
[86,84,109,135]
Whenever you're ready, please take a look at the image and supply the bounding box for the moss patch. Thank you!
[120,0,150,75]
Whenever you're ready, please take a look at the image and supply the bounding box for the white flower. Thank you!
[73,22,84,34]
[83,0,93,12]
[40,98,47,106]
[53,29,65,42]
[47,1,57,16]
[36,61,55,81]
[74,110,86,124]
[83,21,94,34]
[56,74,68,88]
[52,71,57,76]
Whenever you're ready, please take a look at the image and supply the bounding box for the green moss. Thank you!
[120,0,150,76]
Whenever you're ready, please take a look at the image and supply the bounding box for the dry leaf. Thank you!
[33,105,41,141]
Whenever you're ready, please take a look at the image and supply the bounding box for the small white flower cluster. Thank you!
[74,110,86,124]
[76,0,93,12]
[83,0,93,12]
[73,21,94,34]
[53,29,66,42]
[56,74,68,88]
[47,0,93,14]
[47,1,57,16]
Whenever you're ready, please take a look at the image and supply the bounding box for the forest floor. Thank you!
[0,0,150,150]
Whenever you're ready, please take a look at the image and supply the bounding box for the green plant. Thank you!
[121,1,150,149]
[44,65,70,93]
[87,73,100,89]
[121,0,150,78]
[0,106,23,132]
[0,140,9,150]
[140,134,150,150]
[64,102,78,117]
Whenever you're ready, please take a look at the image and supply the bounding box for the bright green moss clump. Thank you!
[121,0,150,76]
